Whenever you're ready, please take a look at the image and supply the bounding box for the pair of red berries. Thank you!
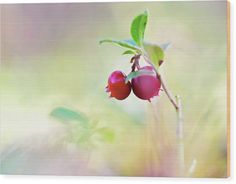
[106,66,161,102]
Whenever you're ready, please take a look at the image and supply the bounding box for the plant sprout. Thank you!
[100,11,187,176]
[50,107,115,145]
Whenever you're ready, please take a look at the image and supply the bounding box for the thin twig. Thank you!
[131,54,141,71]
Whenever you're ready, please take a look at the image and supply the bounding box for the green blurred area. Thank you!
[0,1,227,177]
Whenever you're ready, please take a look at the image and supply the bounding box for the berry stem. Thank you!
[131,54,141,71]
[142,53,179,110]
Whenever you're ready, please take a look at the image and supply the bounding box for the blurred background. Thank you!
[0,1,227,177]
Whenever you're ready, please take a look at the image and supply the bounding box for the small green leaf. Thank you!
[95,127,115,143]
[144,42,164,67]
[130,11,148,47]
[125,70,153,83]
[99,39,141,52]
[122,50,136,55]
[50,107,88,126]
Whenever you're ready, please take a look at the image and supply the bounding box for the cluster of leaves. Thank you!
[50,107,115,145]
[100,11,170,80]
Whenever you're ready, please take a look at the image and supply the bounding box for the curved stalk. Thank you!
[142,54,179,110]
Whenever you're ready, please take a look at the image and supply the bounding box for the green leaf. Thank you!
[130,11,148,47]
[95,127,115,143]
[99,39,141,52]
[50,107,88,126]
[122,50,136,55]
[144,42,164,67]
[125,70,153,83]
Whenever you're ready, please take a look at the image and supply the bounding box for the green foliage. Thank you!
[122,50,136,55]
[50,107,115,145]
[144,43,164,67]
[99,10,168,69]
[130,10,148,47]
[50,107,88,127]
[125,70,153,83]
[99,39,141,53]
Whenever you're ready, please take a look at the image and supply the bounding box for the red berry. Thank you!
[131,66,161,102]
[106,71,131,100]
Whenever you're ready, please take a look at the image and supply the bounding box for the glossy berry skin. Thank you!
[131,66,161,102]
[106,71,131,100]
